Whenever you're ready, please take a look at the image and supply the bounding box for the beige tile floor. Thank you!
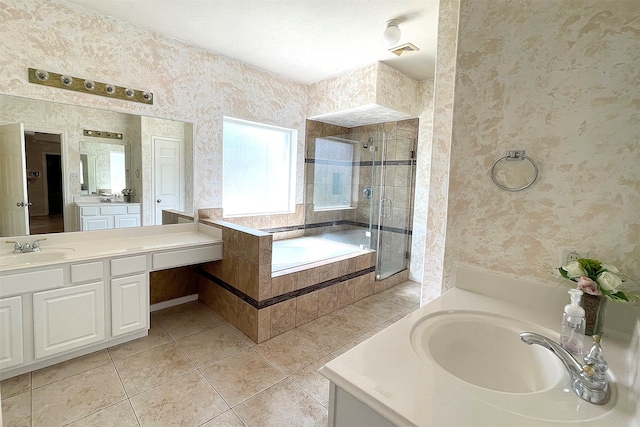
[1,281,420,427]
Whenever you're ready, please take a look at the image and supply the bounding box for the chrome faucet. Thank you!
[5,238,47,253]
[520,332,609,405]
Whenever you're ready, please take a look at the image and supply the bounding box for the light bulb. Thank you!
[383,20,401,46]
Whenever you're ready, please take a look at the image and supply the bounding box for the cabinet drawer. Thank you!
[111,255,147,276]
[152,244,222,271]
[0,268,64,297]
[127,205,141,214]
[81,206,99,216]
[71,261,104,284]
[100,205,127,215]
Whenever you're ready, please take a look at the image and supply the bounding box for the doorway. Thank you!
[25,131,65,234]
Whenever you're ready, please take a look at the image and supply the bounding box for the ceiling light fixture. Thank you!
[383,20,401,46]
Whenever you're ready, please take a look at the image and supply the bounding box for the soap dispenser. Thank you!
[560,289,586,356]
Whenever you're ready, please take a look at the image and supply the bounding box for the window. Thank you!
[223,117,297,216]
[109,150,126,194]
[313,137,353,210]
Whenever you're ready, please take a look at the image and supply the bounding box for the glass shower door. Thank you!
[374,131,415,280]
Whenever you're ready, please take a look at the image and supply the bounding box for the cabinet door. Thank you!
[114,215,140,229]
[33,282,105,359]
[111,274,149,337]
[81,215,113,230]
[0,296,24,370]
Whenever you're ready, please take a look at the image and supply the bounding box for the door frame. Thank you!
[24,126,68,232]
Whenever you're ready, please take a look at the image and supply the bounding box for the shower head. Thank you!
[363,137,373,149]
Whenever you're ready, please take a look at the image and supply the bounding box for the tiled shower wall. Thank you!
[305,118,418,275]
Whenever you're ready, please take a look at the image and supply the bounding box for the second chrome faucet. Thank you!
[520,332,610,405]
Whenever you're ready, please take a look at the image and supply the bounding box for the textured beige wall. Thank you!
[0,0,307,213]
[441,0,640,291]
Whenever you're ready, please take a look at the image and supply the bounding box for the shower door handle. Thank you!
[381,198,392,218]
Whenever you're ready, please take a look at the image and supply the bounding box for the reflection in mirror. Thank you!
[80,143,130,196]
[0,94,195,238]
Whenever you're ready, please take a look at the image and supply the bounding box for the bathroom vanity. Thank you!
[76,201,141,230]
[0,223,222,380]
[320,267,639,426]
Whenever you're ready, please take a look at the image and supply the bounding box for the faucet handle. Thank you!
[5,240,23,253]
[32,238,47,251]
[583,335,608,375]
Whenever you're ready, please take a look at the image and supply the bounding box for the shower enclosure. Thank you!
[304,119,417,280]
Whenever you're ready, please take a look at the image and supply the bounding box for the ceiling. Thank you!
[64,0,440,85]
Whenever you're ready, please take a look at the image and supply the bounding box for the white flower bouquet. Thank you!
[559,258,638,303]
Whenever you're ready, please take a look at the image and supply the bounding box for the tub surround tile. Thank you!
[32,364,126,427]
[297,267,320,290]
[0,373,30,400]
[130,371,228,426]
[233,379,328,427]
[237,257,260,299]
[317,286,339,317]
[252,215,272,231]
[200,349,286,407]
[258,306,272,342]
[296,291,319,327]
[66,400,139,427]
[114,343,195,396]
[259,235,273,265]
[336,279,356,309]
[270,299,297,336]
[237,299,259,342]
[272,273,297,296]
[353,274,374,301]
[32,349,112,389]
[176,325,249,367]
[238,232,260,264]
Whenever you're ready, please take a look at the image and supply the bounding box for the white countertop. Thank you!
[0,223,222,272]
[319,267,640,426]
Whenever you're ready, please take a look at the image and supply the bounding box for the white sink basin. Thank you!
[410,310,564,393]
[0,248,76,267]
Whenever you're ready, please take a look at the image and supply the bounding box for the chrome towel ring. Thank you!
[491,150,538,191]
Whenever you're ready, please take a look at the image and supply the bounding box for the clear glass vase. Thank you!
[582,294,607,336]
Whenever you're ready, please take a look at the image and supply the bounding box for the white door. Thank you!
[33,282,105,359]
[153,137,183,225]
[111,273,149,337]
[0,123,29,236]
[0,296,24,370]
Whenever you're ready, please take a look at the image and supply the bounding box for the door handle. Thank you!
[157,199,162,203]
[381,198,393,218]
[16,202,31,207]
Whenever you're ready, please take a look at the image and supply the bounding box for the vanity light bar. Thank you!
[28,68,153,105]
[83,129,123,140]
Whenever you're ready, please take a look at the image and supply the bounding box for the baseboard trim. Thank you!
[150,294,199,312]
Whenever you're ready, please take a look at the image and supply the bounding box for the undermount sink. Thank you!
[410,310,564,393]
[0,248,76,267]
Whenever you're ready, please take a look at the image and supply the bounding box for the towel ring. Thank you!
[491,150,538,192]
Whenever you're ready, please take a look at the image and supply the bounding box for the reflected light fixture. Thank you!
[383,20,401,46]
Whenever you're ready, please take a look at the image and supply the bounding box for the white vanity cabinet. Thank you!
[0,296,24,370]
[110,255,149,337]
[33,282,105,359]
[31,261,106,360]
[77,203,141,231]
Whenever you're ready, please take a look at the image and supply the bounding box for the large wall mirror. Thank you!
[0,94,195,238]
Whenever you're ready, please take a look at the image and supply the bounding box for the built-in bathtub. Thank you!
[272,236,365,272]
